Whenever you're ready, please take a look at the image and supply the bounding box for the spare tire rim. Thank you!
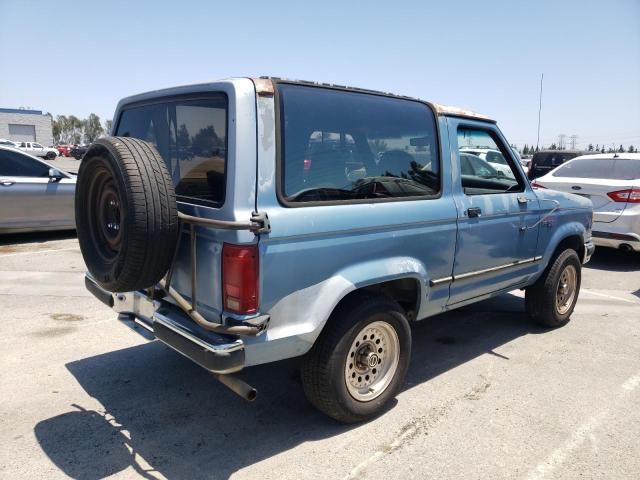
[556,264,577,315]
[345,320,400,402]
[88,166,123,262]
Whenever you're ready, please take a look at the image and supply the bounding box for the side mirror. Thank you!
[49,168,64,182]
[497,170,505,178]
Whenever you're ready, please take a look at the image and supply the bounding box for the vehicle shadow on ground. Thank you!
[34,292,544,480]
[0,230,76,247]
[584,247,639,272]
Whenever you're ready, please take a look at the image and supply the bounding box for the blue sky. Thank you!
[1,0,638,150]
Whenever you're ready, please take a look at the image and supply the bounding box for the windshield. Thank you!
[553,158,640,180]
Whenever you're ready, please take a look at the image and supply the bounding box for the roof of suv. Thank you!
[115,77,495,124]
[260,77,494,122]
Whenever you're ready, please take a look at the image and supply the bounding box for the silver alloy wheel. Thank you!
[344,320,400,402]
[556,264,577,315]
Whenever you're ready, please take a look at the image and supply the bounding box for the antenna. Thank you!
[536,73,544,150]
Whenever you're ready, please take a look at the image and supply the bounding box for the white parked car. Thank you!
[459,147,515,179]
[14,141,58,160]
[533,153,640,252]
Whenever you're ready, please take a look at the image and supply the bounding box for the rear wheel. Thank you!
[46,151,56,160]
[526,249,581,327]
[301,294,411,423]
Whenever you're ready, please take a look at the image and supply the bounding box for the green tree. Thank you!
[601,146,606,153]
[84,113,104,143]
[618,144,624,153]
[587,143,594,151]
[550,143,557,149]
[629,145,636,153]
[105,119,113,134]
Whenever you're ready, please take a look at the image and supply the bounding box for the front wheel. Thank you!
[46,151,56,160]
[301,294,411,423]
[526,249,582,327]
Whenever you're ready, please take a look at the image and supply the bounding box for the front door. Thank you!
[448,120,541,305]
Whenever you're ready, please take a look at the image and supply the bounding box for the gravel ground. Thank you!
[0,234,638,480]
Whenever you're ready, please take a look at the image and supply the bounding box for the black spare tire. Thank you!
[75,136,179,292]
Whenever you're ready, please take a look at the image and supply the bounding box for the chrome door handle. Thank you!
[0,179,15,186]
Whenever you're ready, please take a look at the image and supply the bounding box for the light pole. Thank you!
[536,73,544,150]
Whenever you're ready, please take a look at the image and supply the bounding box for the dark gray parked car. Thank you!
[0,146,76,233]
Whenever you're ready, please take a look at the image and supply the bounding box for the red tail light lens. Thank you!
[531,181,546,189]
[222,244,258,314]
[607,188,640,203]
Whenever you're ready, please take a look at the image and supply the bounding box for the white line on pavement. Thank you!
[526,370,640,480]
[581,288,639,304]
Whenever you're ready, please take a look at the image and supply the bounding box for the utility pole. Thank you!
[536,73,544,150]
[569,135,578,150]
[558,134,567,150]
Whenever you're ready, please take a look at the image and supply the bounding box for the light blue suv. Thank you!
[77,77,594,423]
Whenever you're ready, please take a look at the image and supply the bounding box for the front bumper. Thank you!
[583,239,596,263]
[85,275,245,374]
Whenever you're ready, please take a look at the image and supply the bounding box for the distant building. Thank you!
[0,108,53,146]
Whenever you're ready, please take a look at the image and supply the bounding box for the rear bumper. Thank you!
[592,231,640,252]
[85,275,245,374]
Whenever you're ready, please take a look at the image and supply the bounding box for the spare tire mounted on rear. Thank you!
[75,136,179,292]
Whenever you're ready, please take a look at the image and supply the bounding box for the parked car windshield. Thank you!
[552,158,640,180]
[115,94,228,207]
[278,84,440,203]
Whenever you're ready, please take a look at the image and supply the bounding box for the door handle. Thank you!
[0,179,15,186]
[467,207,482,218]
[517,195,532,204]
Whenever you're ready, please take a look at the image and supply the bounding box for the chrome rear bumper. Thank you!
[86,275,245,374]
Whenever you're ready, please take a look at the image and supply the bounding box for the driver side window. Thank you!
[457,127,522,195]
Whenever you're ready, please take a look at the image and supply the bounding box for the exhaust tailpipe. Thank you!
[212,373,257,401]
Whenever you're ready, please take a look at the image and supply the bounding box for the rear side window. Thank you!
[115,94,227,207]
[278,84,440,204]
[0,149,49,177]
[553,158,640,180]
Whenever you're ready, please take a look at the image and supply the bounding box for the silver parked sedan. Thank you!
[0,145,76,233]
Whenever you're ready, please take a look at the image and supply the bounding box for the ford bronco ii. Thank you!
[76,77,594,423]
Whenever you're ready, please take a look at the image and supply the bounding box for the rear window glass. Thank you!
[278,84,440,203]
[533,152,578,167]
[553,158,640,180]
[115,95,227,207]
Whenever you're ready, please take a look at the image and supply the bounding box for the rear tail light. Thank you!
[222,243,259,314]
[531,181,546,189]
[607,188,640,203]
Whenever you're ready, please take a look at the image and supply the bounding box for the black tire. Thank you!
[75,136,178,292]
[301,293,412,423]
[46,151,56,160]
[526,249,581,328]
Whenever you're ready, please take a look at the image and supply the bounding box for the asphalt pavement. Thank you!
[0,233,638,480]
